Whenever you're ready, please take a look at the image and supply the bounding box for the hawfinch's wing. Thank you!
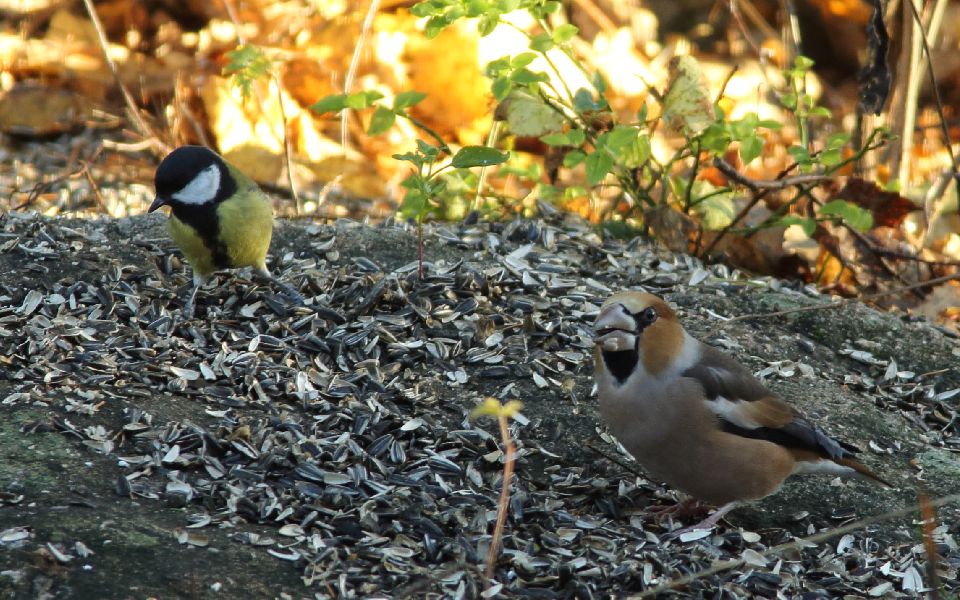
[683,345,859,461]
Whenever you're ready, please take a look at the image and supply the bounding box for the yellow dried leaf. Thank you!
[662,55,714,135]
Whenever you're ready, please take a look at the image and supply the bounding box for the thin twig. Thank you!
[633,492,960,598]
[81,0,167,155]
[569,0,618,34]
[342,0,381,151]
[712,157,831,190]
[903,0,958,188]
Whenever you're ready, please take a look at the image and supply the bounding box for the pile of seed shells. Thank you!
[1,208,959,598]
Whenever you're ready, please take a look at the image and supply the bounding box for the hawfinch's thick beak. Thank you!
[593,304,637,352]
[148,196,168,213]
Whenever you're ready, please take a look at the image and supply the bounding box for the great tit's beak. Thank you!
[148,196,168,213]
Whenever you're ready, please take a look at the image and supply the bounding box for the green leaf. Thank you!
[492,77,512,101]
[794,55,815,70]
[392,151,424,168]
[781,92,798,111]
[585,151,614,185]
[416,139,441,160]
[826,132,850,149]
[809,106,832,118]
[552,24,579,43]
[424,16,449,38]
[540,1,562,14]
[591,71,608,95]
[699,122,731,154]
[573,88,602,113]
[636,103,648,123]
[399,188,430,221]
[787,145,812,164]
[511,52,537,68]
[604,126,639,153]
[691,186,736,230]
[739,135,763,165]
[819,148,843,167]
[620,134,651,168]
[541,129,585,146]
[224,44,274,99]
[451,146,509,168]
[777,215,816,236]
[530,32,554,52]
[310,93,349,115]
[345,90,382,109]
[394,90,427,110]
[410,2,439,17]
[820,199,873,232]
[511,68,548,85]
[563,149,586,168]
[541,132,570,146]
[367,106,396,135]
[478,15,498,36]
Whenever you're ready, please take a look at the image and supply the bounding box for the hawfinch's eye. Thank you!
[638,307,657,326]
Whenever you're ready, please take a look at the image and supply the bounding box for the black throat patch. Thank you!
[602,346,639,385]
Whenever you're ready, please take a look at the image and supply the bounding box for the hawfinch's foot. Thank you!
[645,497,710,520]
[664,501,740,539]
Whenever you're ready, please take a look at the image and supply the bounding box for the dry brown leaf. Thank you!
[0,84,92,136]
[405,23,491,145]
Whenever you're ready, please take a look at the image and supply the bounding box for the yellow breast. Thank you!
[167,188,273,277]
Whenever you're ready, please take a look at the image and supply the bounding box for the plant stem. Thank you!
[485,414,516,585]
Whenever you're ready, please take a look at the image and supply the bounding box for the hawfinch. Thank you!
[593,291,889,532]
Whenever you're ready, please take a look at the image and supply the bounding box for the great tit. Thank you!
[149,145,302,317]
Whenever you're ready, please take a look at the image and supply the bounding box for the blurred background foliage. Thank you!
[2,0,960,324]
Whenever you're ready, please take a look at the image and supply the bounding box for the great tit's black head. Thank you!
[150,146,233,213]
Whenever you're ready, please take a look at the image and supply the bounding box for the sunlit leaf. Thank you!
[777,215,817,236]
[224,44,273,99]
[502,91,564,137]
[530,32,553,52]
[690,183,735,230]
[662,56,714,135]
[552,24,579,43]
[820,199,873,232]
[511,53,537,68]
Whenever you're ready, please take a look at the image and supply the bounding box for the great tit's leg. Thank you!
[181,273,205,319]
[255,266,304,305]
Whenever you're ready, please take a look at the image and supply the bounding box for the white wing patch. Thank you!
[792,459,856,477]
[172,163,220,205]
[706,395,762,429]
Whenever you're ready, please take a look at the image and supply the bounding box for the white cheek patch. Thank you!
[172,164,221,205]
